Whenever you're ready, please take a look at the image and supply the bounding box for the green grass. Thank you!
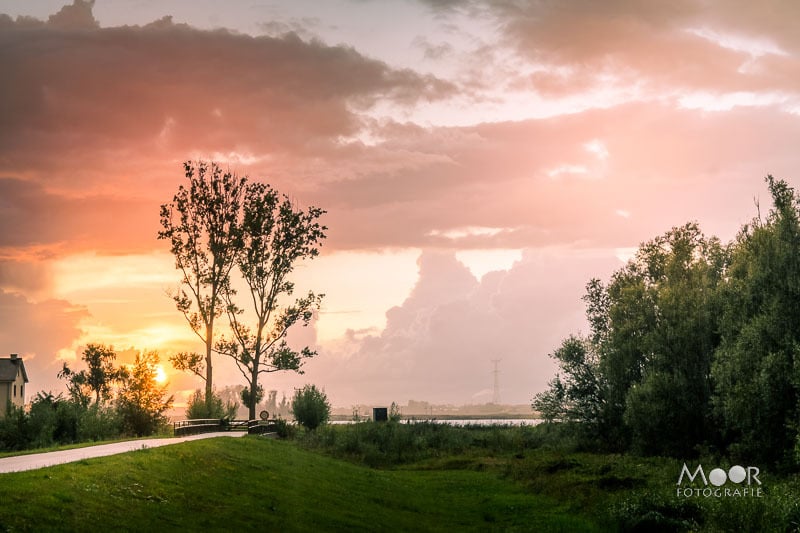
[298,422,800,532]
[0,435,601,532]
[2,423,798,531]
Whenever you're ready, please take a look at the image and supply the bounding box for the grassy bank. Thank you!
[0,434,599,532]
[297,422,800,531]
[1,423,799,531]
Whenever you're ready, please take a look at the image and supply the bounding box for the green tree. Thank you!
[116,351,174,436]
[606,223,723,455]
[159,161,246,406]
[534,175,800,463]
[292,384,330,431]
[532,335,603,430]
[536,223,724,455]
[531,375,565,424]
[712,176,800,467]
[217,182,326,421]
[628,225,723,455]
[240,385,263,411]
[58,344,128,406]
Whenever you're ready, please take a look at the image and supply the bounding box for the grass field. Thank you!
[0,435,600,532]
[1,423,799,531]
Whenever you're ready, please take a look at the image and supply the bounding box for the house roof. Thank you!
[0,358,28,383]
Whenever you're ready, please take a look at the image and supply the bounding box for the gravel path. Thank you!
[0,432,247,473]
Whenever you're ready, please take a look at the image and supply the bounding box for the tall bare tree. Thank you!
[158,161,246,405]
[217,182,326,420]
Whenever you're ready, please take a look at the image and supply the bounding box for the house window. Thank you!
[13,384,17,397]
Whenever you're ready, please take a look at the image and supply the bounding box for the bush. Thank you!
[610,492,703,532]
[389,402,402,422]
[273,417,295,439]
[298,421,479,467]
[78,404,121,442]
[0,405,31,451]
[0,393,93,450]
[25,392,83,448]
[297,422,587,468]
[291,384,330,431]
[52,400,81,444]
[26,395,59,448]
[186,389,238,420]
[115,351,173,436]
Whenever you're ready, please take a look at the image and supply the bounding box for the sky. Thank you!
[2,0,800,408]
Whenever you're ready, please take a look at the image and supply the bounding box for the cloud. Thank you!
[314,102,800,251]
[2,1,800,407]
[300,248,621,405]
[3,2,798,260]
[0,2,454,257]
[0,290,89,394]
[484,0,800,100]
[0,2,453,184]
[0,259,51,296]
[412,35,455,60]
[0,177,155,256]
[47,0,98,30]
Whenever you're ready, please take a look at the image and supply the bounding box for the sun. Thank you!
[154,365,167,384]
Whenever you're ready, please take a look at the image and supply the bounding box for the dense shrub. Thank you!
[0,393,95,450]
[0,405,31,451]
[0,349,174,452]
[273,417,295,439]
[26,394,60,448]
[298,421,553,467]
[116,351,173,437]
[78,404,121,442]
[291,384,330,431]
[611,493,703,532]
[185,389,238,420]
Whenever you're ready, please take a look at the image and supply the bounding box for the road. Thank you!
[0,432,247,474]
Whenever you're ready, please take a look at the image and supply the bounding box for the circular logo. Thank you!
[709,468,727,486]
[728,465,746,484]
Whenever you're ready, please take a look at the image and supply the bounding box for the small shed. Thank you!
[0,354,28,416]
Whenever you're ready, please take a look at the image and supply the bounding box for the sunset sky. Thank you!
[2,0,800,408]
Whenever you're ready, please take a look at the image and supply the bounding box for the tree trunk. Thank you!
[205,322,214,406]
[249,358,259,421]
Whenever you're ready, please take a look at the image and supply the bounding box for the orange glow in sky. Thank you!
[154,365,167,385]
[2,1,800,406]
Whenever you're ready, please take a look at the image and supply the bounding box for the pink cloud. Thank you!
[297,249,621,405]
[0,3,452,189]
[2,1,800,405]
[0,290,89,394]
[495,1,800,99]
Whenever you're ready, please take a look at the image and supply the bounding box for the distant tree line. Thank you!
[0,344,172,451]
[182,385,294,420]
[534,176,800,470]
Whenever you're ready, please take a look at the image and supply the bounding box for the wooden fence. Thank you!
[173,419,278,437]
